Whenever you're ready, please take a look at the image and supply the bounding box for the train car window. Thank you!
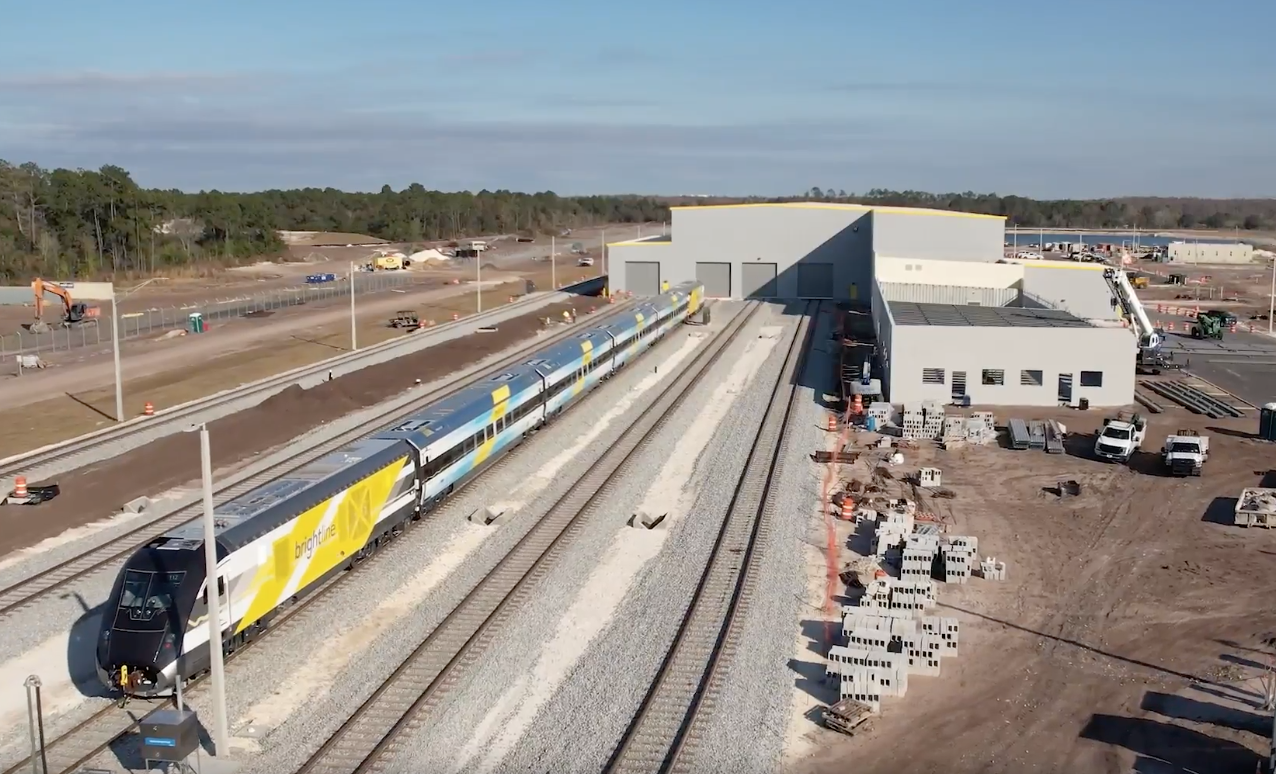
[202,577,227,603]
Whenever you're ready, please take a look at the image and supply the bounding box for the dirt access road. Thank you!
[795,407,1276,774]
[0,264,592,456]
[0,298,590,557]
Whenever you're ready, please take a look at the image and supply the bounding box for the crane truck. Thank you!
[29,279,100,334]
[1161,431,1208,476]
[1103,267,1182,375]
[1094,410,1148,463]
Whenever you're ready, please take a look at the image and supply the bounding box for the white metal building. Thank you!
[1166,241,1254,264]
[606,201,1134,407]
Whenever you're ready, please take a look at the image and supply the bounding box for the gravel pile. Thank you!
[383,304,800,774]
[72,313,737,774]
[683,303,838,773]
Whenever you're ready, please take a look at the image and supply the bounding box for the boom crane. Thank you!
[1103,268,1181,374]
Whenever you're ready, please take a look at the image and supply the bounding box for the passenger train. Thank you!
[96,281,704,696]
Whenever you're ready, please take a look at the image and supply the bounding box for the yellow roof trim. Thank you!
[606,240,670,247]
[669,201,1004,221]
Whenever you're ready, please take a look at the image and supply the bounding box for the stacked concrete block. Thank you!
[866,401,895,427]
[838,673,882,713]
[922,616,961,658]
[971,410,995,427]
[918,467,942,487]
[948,535,978,554]
[846,626,893,653]
[900,535,939,581]
[979,556,1007,580]
[921,400,945,438]
[941,417,966,445]
[940,543,974,584]
[901,403,925,439]
[965,417,995,445]
[904,639,944,676]
[841,608,915,638]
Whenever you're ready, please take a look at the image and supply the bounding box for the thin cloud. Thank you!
[0,69,257,92]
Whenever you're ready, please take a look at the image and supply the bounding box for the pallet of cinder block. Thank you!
[1235,488,1276,528]
[1028,420,1047,450]
[1006,418,1031,450]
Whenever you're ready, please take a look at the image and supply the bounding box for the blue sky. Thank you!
[1,0,1272,197]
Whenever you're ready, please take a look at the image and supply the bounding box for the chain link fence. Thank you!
[0,271,432,362]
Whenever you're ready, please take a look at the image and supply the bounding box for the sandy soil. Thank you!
[0,299,589,557]
[795,406,1276,774]
[0,265,602,455]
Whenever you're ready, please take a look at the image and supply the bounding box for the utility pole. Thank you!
[1269,254,1275,335]
[349,261,357,351]
[198,425,230,757]
[111,286,124,422]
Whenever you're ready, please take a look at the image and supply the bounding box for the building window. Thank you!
[981,369,1004,386]
[922,368,945,385]
[1020,369,1044,387]
[1080,370,1103,387]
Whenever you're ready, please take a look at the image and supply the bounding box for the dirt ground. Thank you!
[797,406,1276,774]
[1131,261,1273,322]
[0,299,592,557]
[0,265,600,454]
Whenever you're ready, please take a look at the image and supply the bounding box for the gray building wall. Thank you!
[871,210,1005,262]
[871,277,896,392]
[887,322,1134,407]
[606,203,1006,300]
[1021,264,1119,321]
[877,281,1019,307]
[1167,242,1254,264]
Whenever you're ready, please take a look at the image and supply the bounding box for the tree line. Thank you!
[0,159,670,282]
[665,189,1276,231]
[3,157,1273,282]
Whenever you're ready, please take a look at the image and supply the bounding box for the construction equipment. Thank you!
[1103,267,1174,372]
[1167,273,1187,285]
[30,279,100,334]
[1161,430,1209,476]
[1192,312,1225,340]
[1094,410,1147,464]
[365,254,404,271]
[1126,271,1150,289]
[388,310,420,328]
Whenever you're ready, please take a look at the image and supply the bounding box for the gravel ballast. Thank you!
[385,304,802,774]
[60,309,742,774]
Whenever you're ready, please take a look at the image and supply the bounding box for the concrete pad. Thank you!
[470,506,506,525]
[123,496,152,514]
[629,511,667,530]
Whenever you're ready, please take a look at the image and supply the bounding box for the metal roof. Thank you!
[888,302,1092,329]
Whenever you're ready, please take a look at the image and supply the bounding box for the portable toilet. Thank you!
[187,312,205,334]
[1260,402,1276,442]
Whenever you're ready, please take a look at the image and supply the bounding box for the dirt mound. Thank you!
[0,301,585,555]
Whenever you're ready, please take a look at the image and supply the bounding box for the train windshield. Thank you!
[116,569,186,623]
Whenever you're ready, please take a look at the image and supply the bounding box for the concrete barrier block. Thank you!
[630,511,667,529]
[123,496,152,514]
[470,506,505,525]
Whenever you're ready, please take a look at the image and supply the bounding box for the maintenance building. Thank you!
[607,201,1134,407]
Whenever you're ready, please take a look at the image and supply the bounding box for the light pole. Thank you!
[1269,256,1275,335]
[476,251,482,314]
[349,262,357,351]
[551,236,557,290]
[111,288,124,422]
[190,423,230,757]
[600,229,606,278]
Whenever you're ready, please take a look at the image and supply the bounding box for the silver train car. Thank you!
[97,281,704,695]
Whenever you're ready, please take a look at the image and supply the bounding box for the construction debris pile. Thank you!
[825,470,1005,715]
[1234,487,1276,528]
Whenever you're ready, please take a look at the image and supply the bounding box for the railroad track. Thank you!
[0,301,634,620]
[605,302,816,774]
[0,302,650,774]
[0,288,579,488]
[296,301,764,774]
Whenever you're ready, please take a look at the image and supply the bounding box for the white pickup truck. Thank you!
[1161,431,1209,476]
[1094,411,1148,463]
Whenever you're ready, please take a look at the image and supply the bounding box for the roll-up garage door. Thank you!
[741,262,778,298]
[624,261,661,296]
[797,263,834,299]
[695,262,731,298]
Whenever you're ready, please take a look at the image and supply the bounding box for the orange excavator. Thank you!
[30,279,100,334]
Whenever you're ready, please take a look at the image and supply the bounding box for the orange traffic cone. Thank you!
[13,476,28,499]
[143,401,155,416]
[840,497,855,520]
[452,313,459,321]
[827,415,837,431]
[852,394,863,414]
